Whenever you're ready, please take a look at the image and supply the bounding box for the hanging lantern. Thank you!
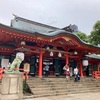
[58,52,62,57]
[46,47,50,50]
[82,60,88,66]
[50,51,53,56]
[88,52,91,54]
[74,51,78,55]
[21,41,26,45]
[36,59,39,62]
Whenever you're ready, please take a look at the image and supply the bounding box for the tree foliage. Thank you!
[89,20,100,46]
[75,32,89,43]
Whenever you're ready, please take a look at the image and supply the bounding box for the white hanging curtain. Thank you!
[1,58,9,68]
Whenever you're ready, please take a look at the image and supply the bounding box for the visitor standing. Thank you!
[24,62,30,79]
[63,64,70,81]
[74,67,80,82]
[44,64,49,77]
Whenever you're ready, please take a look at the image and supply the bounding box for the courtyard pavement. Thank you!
[24,92,100,100]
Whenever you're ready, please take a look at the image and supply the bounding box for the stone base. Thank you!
[0,94,22,100]
[0,73,23,100]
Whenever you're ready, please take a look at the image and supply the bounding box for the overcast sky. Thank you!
[0,0,100,35]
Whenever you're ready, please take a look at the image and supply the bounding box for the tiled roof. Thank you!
[86,54,100,59]
[11,15,59,34]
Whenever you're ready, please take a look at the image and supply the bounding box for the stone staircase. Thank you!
[23,76,100,99]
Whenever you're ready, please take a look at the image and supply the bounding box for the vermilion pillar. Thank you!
[66,53,69,65]
[38,50,43,77]
[79,60,83,77]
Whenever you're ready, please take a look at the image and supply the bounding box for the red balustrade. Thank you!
[93,71,100,78]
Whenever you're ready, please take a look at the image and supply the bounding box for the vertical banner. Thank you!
[1,58,9,68]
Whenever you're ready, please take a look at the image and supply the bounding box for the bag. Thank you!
[78,75,80,80]
[75,75,80,81]
[75,75,78,81]
[63,66,67,70]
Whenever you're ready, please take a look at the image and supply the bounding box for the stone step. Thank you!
[25,77,100,98]
[29,85,100,89]
[27,83,100,89]
[30,87,100,97]
[27,78,100,82]
[31,86,100,92]
[31,86,100,93]
[24,88,100,99]
[27,79,100,84]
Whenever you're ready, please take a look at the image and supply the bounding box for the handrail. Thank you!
[93,71,100,78]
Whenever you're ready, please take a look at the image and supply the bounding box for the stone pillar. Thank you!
[0,73,23,100]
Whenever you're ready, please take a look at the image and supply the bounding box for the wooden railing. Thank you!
[92,71,100,78]
[0,68,4,79]
[0,68,29,80]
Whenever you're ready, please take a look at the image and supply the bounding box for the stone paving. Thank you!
[24,92,100,100]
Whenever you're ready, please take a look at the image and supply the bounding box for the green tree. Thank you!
[75,32,89,43]
[89,20,100,46]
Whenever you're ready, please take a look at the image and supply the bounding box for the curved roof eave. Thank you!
[0,23,100,51]
[37,29,100,50]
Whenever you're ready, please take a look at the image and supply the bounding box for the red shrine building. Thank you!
[0,15,100,78]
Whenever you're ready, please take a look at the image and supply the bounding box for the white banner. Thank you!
[1,58,9,68]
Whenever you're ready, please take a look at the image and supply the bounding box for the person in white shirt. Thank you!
[63,64,70,80]
[74,67,80,81]
[74,67,78,75]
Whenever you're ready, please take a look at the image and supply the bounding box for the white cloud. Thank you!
[0,0,100,35]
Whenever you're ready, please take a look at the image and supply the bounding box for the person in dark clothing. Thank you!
[74,67,80,82]
[44,64,49,77]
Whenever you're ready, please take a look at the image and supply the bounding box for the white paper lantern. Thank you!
[58,52,62,57]
[36,59,39,62]
[21,41,26,45]
[82,60,88,66]
[74,51,78,55]
[50,51,53,56]
[16,52,25,61]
